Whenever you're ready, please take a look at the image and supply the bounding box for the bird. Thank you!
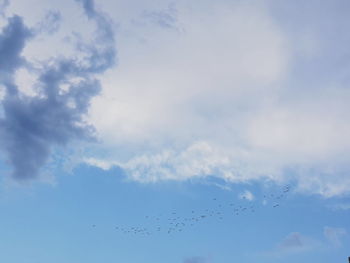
[103,185,291,237]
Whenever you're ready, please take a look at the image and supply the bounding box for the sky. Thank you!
[0,0,349,262]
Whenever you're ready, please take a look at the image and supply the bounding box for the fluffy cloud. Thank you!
[84,141,276,183]
[84,0,350,197]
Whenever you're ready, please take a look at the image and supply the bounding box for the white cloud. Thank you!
[87,2,289,169]
[15,68,38,97]
[81,0,350,197]
[10,0,350,197]
[84,141,278,184]
[89,0,288,144]
[84,157,114,171]
[246,90,350,161]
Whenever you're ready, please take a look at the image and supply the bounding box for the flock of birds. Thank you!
[92,185,291,237]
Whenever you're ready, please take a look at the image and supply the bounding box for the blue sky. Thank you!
[0,0,350,262]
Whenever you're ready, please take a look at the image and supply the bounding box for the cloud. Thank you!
[0,0,116,180]
[83,0,350,197]
[324,226,347,247]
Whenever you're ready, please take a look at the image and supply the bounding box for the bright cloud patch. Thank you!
[84,0,350,197]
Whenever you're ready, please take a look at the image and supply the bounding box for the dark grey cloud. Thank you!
[183,256,210,263]
[0,0,116,180]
